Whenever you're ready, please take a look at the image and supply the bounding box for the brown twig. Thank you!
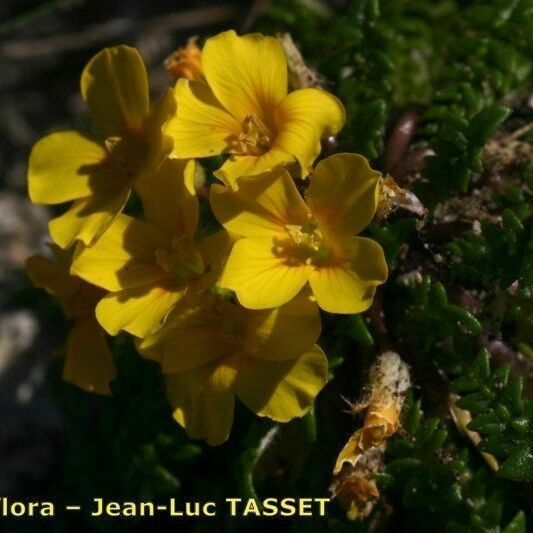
[384,110,419,174]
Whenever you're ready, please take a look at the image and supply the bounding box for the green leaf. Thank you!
[497,446,533,481]
[431,282,448,306]
[426,428,448,451]
[298,409,317,442]
[503,511,527,533]
[504,377,524,414]
[446,305,483,334]
[344,314,374,346]
[387,457,422,471]
[502,209,524,233]
[472,349,490,379]
[451,376,479,393]
[492,364,510,386]
[456,393,491,412]
[469,105,512,147]
[403,396,422,435]
[467,413,506,434]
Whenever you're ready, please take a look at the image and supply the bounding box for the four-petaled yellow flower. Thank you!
[210,153,388,313]
[166,30,345,187]
[26,245,116,395]
[138,291,327,445]
[71,158,231,338]
[28,45,175,248]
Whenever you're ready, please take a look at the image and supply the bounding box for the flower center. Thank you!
[230,114,272,156]
[105,133,149,177]
[274,219,332,267]
[212,299,247,347]
[155,236,205,281]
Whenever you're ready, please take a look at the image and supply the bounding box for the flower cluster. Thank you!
[26,31,387,445]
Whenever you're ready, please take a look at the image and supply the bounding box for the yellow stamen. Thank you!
[280,220,332,266]
[230,114,272,155]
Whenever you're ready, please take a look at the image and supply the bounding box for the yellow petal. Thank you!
[168,368,209,440]
[141,87,176,171]
[48,187,131,248]
[138,294,235,374]
[96,280,185,337]
[135,335,162,364]
[220,237,313,309]
[306,153,381,237]
[210,166,308,238]
[245,291,321,361]
[26,252,70,299]
[135,158,198,239]
[167,360,237,446]
[332,429,369,475]
[28,131,107,204]
[166,78,240,159]
[64,317,116,395]
[213,149,295,187]
[202,30,288,123]
[81,45,149,137]
[309,237,387,314]
[310,267,376,314]
[274,88,345,176]
[345,236,388,282]
[71,214,169,292]
[236,345,328,422]
[193,230,234,292]
[123,87,176,185]
[26,246,103,319]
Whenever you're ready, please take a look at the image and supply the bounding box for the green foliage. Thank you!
[392,276,483,349]
[451,349,533,482]
[368,217,418,267]
[447,209,532,289]
[420,105,511,202]
[445,200,533,347]
[384,394,528,532]
[263,0,531,198]
[416,0,531,203]
[389,275,532,473]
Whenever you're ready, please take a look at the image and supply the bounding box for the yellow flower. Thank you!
[28,45,175,249]
[210,153,388,313]
[164,37,205,82]
[166,30,345,187]
[71,158,231,338]
[137,291,327,445]
[26,245,116,395]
